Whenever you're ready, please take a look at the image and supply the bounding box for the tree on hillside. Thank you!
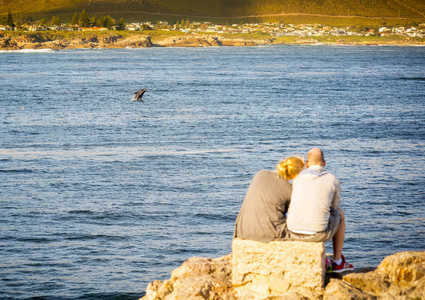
[98,16,105,27]
[79,9,90,27]
[97,15,115,29]
[105,15,116,29]
[90,15,98,27]
[71,12,79,25]
[116,17,125,30]
[40,18,46,26]
[51,16,61,26]
[6,11,15,28]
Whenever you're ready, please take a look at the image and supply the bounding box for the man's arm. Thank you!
[330,178,341,209]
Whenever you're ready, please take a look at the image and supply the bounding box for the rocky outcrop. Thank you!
[0,35,18,49]
[155,35,222,47]
[154,35,276,47]
[98,35,120,45]
[118,35,153,48]
[221,38,273,46]
[1,32,424,50]
[232,238,326,299]
[0,33,152,50]
[0,33,276,50]
[141,248,425,300]
[142,254,236,300]
[324,251,425,300]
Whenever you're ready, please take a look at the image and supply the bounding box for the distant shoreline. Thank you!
[1,31,425,50]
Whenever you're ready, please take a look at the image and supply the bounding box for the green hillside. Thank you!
[1,0,425,26]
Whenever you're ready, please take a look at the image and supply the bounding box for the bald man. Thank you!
[287,148,354,273]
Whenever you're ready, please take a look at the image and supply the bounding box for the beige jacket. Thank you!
[287,165,341,233]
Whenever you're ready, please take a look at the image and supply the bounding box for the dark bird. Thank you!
[131,88,146,101]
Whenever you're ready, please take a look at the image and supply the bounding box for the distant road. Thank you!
[235,12,413,20]
[51,8,423,21]
[90,10,416,20]
[391,0,425,18]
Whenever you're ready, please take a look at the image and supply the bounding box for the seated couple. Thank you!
[234,148,354,273]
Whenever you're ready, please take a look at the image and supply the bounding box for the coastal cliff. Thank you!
[0,33,154,50]
[140,250,425,300]
[1,33,424,50]
[0,33,273,50]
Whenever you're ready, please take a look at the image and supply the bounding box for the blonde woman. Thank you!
[234,157,304,242]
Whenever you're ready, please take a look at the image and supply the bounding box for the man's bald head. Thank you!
[307,148,325,166]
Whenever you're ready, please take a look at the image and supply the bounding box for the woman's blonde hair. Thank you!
[276,156,305,180]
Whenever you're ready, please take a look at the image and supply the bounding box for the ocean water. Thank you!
[0,45,424,299]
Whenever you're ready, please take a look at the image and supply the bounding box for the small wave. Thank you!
[68,209,94,215]
[152,148,241,156]
[0,147,241,160]
[24,262,71,268]
[76,292,142,300]
[194,212,235,221]
[17,237,57,243]
[0,48,55,53]
[65,234,127,241]
[0,168,34,173]
[398,77,425,81]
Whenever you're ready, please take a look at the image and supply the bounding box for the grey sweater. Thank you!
[234,170,292,243]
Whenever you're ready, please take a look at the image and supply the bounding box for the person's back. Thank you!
[234,157,304,243]
[287,148,354,273]
[234,170,292,242]
[287,165,340,233]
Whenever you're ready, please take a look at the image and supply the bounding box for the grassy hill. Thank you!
[1,0,425,26]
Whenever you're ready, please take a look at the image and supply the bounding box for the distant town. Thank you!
[1,21,425,38]
[1,10,424,38]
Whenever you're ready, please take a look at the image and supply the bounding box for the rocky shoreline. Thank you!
[1,33,425,50]
[140,251,425,299]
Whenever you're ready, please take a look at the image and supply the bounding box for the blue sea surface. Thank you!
[1,46,424,299]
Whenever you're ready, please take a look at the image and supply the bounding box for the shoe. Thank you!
[325,257,332,274]
[331,255,354,273]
